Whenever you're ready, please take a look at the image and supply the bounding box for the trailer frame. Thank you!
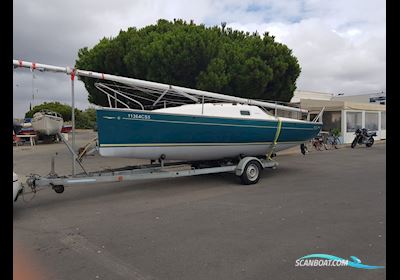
[24,156,278,195]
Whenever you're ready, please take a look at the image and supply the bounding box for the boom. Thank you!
[13,59,307,113]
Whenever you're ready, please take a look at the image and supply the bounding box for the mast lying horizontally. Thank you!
[13,59,307,113]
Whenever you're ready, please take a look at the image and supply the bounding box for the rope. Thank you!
[268,118,282,159]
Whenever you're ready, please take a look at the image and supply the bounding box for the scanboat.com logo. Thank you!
[295,254,384,269]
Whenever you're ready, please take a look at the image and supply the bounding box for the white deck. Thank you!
[154,103,309,123]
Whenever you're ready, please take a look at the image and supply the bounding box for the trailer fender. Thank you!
[235,157,263,176]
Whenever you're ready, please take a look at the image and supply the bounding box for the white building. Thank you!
[288,91,386,144]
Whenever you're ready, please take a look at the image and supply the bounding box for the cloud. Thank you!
[228,1,386,94]
[13,0,385,117]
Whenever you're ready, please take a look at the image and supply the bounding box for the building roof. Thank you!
[332,92,386,103]
[291,90,334,103]
[299,99,386,113]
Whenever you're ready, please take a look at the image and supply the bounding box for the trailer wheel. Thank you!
[240,160,262,185]
[52,185,65,194]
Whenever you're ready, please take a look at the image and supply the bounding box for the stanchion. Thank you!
[71,69,76,176]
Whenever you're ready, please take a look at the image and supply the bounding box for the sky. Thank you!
[13,0,386,118]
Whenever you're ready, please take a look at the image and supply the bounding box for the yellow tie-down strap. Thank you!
[268,118,282,159]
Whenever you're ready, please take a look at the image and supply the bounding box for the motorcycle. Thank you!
[351,128,377,148]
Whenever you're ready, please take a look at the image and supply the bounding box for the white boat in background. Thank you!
[31,110,63,136]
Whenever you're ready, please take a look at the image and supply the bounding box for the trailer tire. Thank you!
[240,160,262,185]
[52,185,65,194]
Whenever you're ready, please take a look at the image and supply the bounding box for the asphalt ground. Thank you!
[13,131,386,280]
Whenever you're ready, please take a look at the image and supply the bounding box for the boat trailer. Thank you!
[22,155,278,197]
[16,129,279,199]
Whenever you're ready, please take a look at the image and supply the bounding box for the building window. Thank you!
[346,112,362,132]
[322,111,341,132]
[309,114,318,121]
[381,112,386,130]
[365,112,379,131]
